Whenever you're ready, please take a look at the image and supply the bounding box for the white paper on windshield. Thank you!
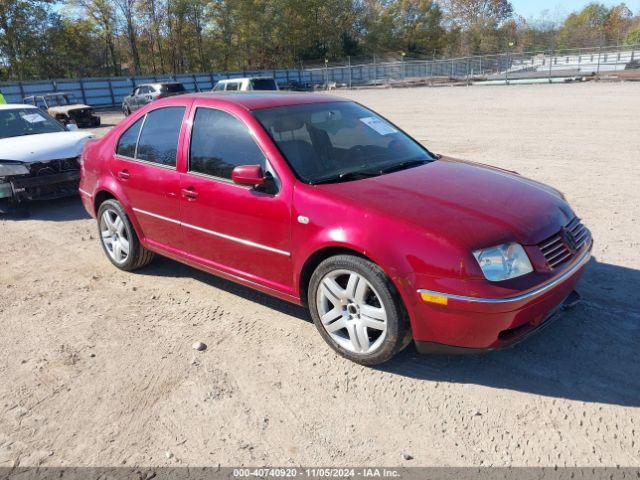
[359,116,398,135]
[21,113,47,124]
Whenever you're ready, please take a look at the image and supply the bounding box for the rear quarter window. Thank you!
[116,117,144,158]
[161,84,186,93]
[250,78,277,90]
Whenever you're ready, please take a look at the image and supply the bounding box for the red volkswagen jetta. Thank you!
[79,92,592,365]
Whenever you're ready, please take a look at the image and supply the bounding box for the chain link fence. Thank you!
[1,45,637,109]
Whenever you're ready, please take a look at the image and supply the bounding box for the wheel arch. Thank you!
[92,186,145,243]
[93,189,116,215]
[298,246,369,306]
[297,241,418,338]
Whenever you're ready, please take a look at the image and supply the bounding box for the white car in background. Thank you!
[212,77,279,92]
[0,104,94,212]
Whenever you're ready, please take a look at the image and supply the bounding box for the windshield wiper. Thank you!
[373,159,431,175]
[311,169,380,185]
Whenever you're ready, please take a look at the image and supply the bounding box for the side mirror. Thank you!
[66,123,79,131]
[231,165,266,187]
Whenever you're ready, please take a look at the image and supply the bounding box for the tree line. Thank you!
[1,0,639,80]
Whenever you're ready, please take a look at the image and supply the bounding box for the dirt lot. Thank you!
[1,82,639,468]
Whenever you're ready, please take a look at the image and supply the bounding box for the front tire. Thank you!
[308,255,410,366]
[97,199,154,271]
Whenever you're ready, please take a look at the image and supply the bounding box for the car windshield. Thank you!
[45,94,76,106]
[161,84,186,93]
[251,78,278,90]
[253,101,434,184]
[0,108,66,139]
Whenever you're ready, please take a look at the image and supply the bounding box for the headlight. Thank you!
[0,162,30,177]
[473,243,533,282]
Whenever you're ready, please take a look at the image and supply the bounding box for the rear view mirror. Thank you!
[231,165,266,187]
[66,123,79,131]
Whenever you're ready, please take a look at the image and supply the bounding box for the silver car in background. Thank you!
[121,82,186,116]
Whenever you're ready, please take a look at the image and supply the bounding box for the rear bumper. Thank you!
[408,247,591,351]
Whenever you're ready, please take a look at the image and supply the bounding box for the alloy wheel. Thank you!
[316,269,388,354]
[99,208,130,264]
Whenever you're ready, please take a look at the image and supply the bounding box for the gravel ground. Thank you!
[1,82,639,468]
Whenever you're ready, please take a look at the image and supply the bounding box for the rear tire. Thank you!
[308,255,410,366]
[97,199,154,271]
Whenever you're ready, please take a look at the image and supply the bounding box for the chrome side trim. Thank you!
[132,207,290,257]
[114,154,176,171]
[417,248,591,304]
[78,188,92,198]
[133,207,180,225]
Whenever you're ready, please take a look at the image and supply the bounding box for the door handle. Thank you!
[181,187,198,200]
[117,169,130,180]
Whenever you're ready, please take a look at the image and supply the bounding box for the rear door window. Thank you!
[136,107,186,167]
[189,107,265,179]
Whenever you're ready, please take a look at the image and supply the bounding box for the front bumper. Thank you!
[1,171,80,203]
[415,289,582,354]
[72,116,100,128]
[409,247,591,352]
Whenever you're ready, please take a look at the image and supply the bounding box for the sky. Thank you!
[510,0,640,20]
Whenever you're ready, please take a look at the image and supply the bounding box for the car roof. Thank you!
[138,82,183,87]
[184,92,349,111]
[218,77,274,82]
[0,103,37,110]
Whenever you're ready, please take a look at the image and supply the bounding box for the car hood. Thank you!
[317,157,575,248]
[0,131,94,163]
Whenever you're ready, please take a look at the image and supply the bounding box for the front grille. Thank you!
[538,217,591,269]
[27,157,80,176]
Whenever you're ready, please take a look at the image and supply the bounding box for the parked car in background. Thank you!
[80,92,591,366]
[625,59,640,70]
[0,104,94,212]
[23,93,101,128]
[282,80,313,91]
[212,77,279,92]
[122,82,187,115]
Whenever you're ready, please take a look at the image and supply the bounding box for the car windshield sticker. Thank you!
[20,113,47,124]
[359,116,398,135]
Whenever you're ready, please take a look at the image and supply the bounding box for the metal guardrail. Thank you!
[1,45,637,108]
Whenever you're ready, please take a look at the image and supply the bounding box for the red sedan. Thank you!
[79,92,592,365]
